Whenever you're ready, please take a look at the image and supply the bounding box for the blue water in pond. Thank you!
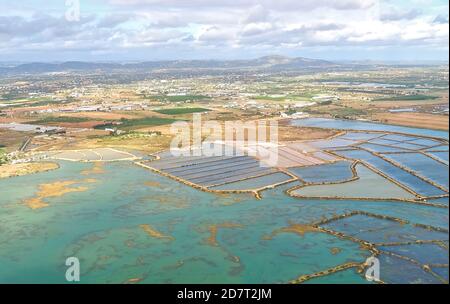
[0,160,448,284]
[291,118,449,139]
[288,161,354,183]
[1,119,449,284]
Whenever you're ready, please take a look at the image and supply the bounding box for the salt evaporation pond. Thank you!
[291,117,449,139]
[0,119,448,284]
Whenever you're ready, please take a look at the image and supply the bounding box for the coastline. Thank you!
[0,162,60,179]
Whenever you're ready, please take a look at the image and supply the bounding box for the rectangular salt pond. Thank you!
[378,243,448,265]
[149,155,235,170]
[321,214,448,244]
[208,172,292,191]
[94,148,134,161]
[288,161,354,183]
[188,167,274,186]
[334,149,447,197]
[393,142,429,151]
[276,148,324,167]
[377,254,442,284]
[381,134,419,142]
[165,157,257,175]
[292,164,416,200]
[177,162,261,180]
[339,132,384,141]
[308,138,357,149]
[358,143,408,153]
[369,138,407,146]
[427,151,449,165]
[382,153,449,190]
[78,150,102,161]
[312,151,339,162]
[407,138,442,147]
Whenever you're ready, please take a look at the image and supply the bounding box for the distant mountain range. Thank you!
[0,56,341,75]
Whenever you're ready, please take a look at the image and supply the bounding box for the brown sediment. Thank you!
[25,198,50,209]
[81,162,104,175]
[152,195,170,204]
[0,162,59,179]
[139,224,174,241]
[273,222,322,237]
[330,247,342,255]
[144,181,162,187]
[206,222,244,246]
[265,221,323,241]
[24,180,92,210]
[219,195,247,206]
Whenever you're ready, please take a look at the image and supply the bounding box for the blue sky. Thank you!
[0,0,448,62]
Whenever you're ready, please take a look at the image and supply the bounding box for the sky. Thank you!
[0,0,448,62]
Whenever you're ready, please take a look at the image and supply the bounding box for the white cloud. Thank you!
[0,0,447,60]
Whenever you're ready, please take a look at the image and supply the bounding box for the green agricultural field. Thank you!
[3,98,65,108]
[29,116,92,124]
[94,117,179,130]
[373,95,439,101]
[155,108,211,115]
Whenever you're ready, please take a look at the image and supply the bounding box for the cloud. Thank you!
[380,9,422,21]
[109,0,377,11]
[109,0,378,11]
[0,0,447,61]
[97,14,132,28]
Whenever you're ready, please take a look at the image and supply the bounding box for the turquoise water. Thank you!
[291,118,449,139]
[0,119,448,284]
[0,160,448,284]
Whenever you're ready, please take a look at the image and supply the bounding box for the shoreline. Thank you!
[0,161,60,179]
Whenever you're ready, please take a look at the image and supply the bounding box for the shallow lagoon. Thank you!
[0,119,448,284]
[0,159,448,284]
